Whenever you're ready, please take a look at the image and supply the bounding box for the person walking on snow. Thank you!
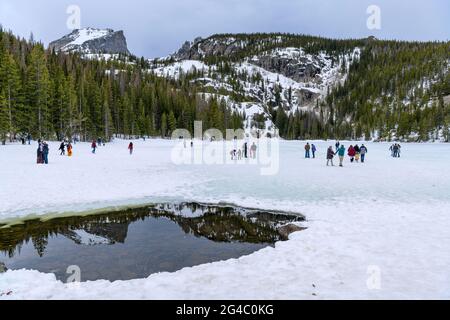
[59,142,66,156]
[91,140,97,154]
[311,144,317,159]
[360,144,368,163]
[67,142,73,157]
[128,142,134,155]
[348,145,356,163]
[305,143,311,158]
[354,144,361,163]
[37,140,44,164]
[251,143,257,159]
[42,142,49,164]
[337,145,346,167]
[326,146,335,166]
[243,142,248,158]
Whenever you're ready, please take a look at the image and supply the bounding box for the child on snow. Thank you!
[67,143,73,157]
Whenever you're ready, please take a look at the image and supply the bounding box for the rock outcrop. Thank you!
[49,28,130,55]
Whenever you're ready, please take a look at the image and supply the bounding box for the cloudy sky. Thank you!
[0,0,448,58]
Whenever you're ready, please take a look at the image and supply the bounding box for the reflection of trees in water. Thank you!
[0,203,302,258]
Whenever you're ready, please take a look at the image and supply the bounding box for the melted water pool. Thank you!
[0,203,303,282]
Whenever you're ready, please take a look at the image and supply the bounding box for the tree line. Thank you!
[0,27,243,144]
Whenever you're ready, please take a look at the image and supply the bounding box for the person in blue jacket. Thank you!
[360,144,368,163]
[311,144,317,159]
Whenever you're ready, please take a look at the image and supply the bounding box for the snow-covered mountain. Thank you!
[49,28,130,56]
[150,35,361,135]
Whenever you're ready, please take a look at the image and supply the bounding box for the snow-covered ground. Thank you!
[1,139,450,299]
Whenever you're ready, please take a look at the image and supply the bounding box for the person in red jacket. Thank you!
[128,142,134,155]
[348,145,356,163]
[91,140,97,154]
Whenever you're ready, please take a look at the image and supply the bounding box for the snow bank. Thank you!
[1,140,450,299]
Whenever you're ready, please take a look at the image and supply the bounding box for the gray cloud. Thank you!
[1,0,448,58]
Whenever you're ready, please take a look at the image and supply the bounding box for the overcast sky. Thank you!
[0,0,448,58]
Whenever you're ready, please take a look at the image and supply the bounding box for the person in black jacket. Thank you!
[59,142,66,155]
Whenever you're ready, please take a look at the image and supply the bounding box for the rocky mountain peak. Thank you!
[49,27,130,55]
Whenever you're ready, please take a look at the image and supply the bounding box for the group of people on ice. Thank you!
[304,143,317,158]
[36,140,50,164]
[230,142,258,160]
[389,143,402,158]
[324,142,368,167]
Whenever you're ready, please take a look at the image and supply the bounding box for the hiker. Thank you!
[354,144,361,163]
[67,143,73,157]
[348,145,356,163]
[42,142,49,164]
[21,138,25,145]
[97,137,102,147]
[243,142,248,158]
[326,146,335,166]
[251,143,257,159]
[360,144,368,163]
[27,134,32,145]
[335,141,340,152]
[128,142,134,155]
[305,143,311,158]
[397,144,402,158]
[91,140,97,154]
[59,142,66,156]
[311,144,317,159]
[37,140,44,164]
[337,145,346,167]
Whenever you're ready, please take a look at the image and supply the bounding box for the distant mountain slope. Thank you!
[150,33,450,141]
[49,28,130,55]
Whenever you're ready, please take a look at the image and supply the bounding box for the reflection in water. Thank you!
[0,203,304,282]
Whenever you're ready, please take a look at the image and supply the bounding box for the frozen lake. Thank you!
[1,139,449,299]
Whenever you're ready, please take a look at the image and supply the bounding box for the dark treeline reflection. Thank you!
[0,203,303,258]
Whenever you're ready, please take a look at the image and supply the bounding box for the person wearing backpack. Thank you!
[305,143,311,159]
[360,144,368,163]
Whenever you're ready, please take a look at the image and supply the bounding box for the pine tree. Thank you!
[168,110,177,135]
[160,112,167,138]
[0,51,21,141]
[26,45,50,138]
